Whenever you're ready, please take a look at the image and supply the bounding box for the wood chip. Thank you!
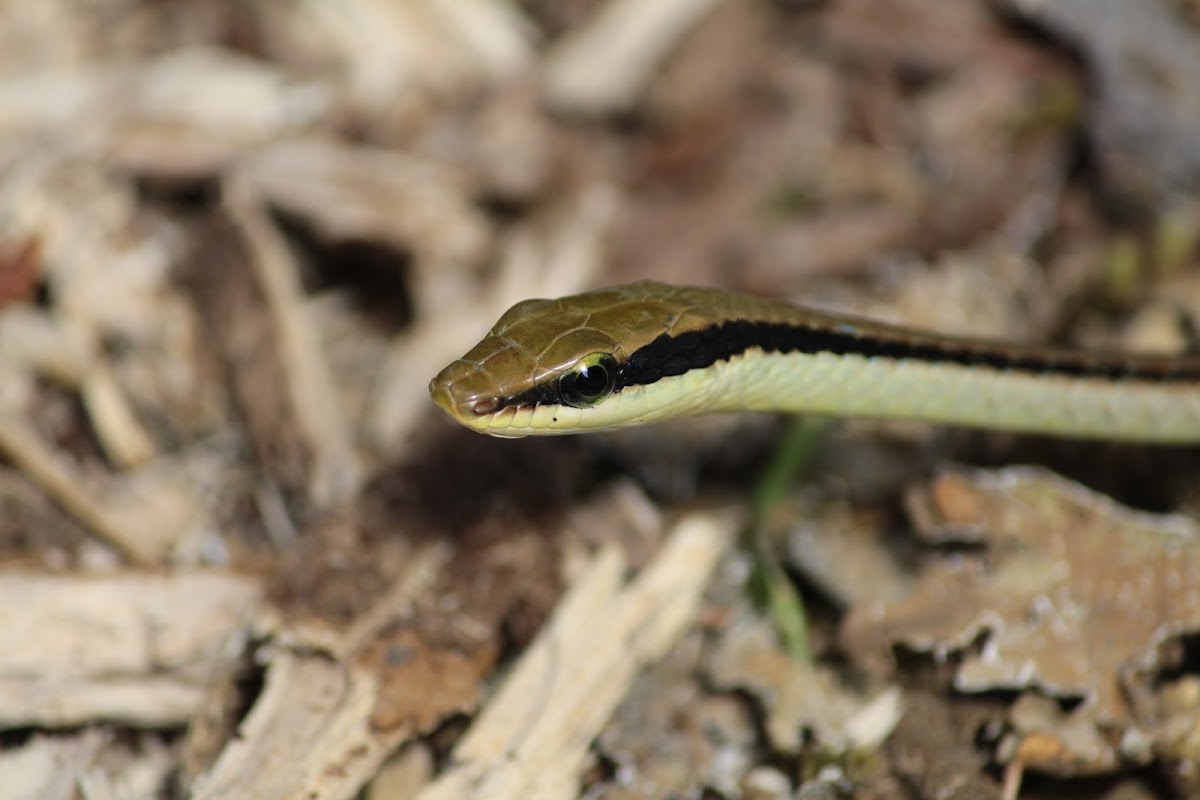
[0,418,163,564]
[0,572,262,727]
[416,511,737,800]
[542,0,729,115]
[190,545,450,800]
[224,173,365,507]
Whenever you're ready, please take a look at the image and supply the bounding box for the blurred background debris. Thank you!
[0,1,1199,798]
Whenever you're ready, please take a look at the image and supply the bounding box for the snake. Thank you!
[429,281,1200,442]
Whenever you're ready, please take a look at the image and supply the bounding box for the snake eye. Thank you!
[559,353,617,408]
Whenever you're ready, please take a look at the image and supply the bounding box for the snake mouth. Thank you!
[429,359,488,420]
[429,372,512,431]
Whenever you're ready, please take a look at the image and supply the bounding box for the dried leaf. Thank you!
[709,619,901,754]
[844,467,1200,773]
[998,0,1200,208]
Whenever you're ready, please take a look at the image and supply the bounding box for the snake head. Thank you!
[429,281,774,437]
[429,296,628,437]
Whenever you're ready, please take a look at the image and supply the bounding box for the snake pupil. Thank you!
[559,353,616,408]
[575,365,606,395]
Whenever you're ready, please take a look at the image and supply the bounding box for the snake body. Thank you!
[429,281,1200,441]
